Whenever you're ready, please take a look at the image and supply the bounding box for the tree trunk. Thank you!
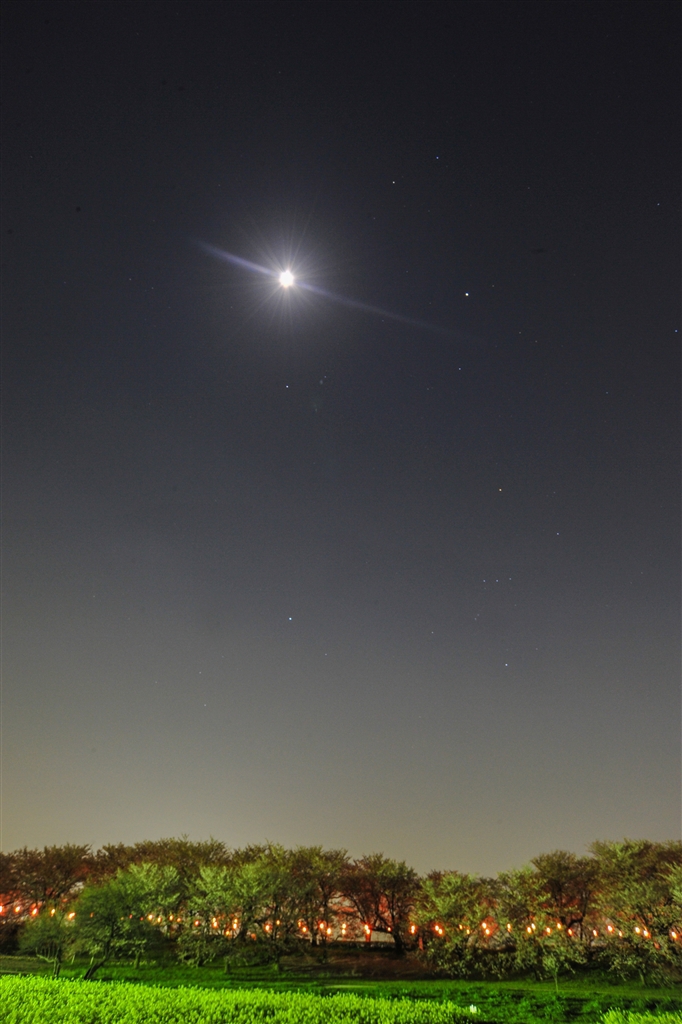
[84,960,106,981]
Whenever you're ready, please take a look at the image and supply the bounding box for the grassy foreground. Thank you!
[0,975,475,1023]
[1,954,682,1023]
[1,976,681,1024]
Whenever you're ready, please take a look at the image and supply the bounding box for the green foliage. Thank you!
[495,867,588,983]
[3,957,681,1022]
[288,846,349,947]
[590,841,682,984]
[18,907,73,977]
[89,837,230,895]
[417,871,494,976]
[603,1014,682,1024]
[0,975,481,1023]
[73,863,179,978]
[5,837,682,985]
[531,851,600,939]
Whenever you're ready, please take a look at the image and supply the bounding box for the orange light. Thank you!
[607,925,613,932]
[635,927,641,934]
[545,927,551,934]
[327,927,332,936]
[593,929,598,937]
[364,925,371,934]
[507,923,512,932]
[527,926,532,934]
[68,912,75,920]
[567,929,573,936]
[410,925,416,934]
[643,930,650,938]
[556,923,562,930]
[50,909,56,917]
[31,908,38,916]
[14,906,21,914]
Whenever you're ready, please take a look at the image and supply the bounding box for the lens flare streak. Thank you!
[198,242,459,338]
[197,242,276,279]
[298,280,453,336]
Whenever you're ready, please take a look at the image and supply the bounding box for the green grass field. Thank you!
[1,952,681,1023]
[1,975,681,1024]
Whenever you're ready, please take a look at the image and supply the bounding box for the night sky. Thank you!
[2,0,680,875]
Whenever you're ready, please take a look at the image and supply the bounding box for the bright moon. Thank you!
[279,270,294,288]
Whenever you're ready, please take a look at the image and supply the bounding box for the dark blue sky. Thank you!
[2,0,679,874]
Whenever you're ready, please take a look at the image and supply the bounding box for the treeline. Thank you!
[1,838,681,984]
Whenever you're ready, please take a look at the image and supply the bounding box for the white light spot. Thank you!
[279,270,294,288]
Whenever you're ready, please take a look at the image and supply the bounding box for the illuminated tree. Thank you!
[342,854,420,954]
[591,839,682,983]
[177,865,233,967]
[531,850,599,940]
[416,870,494,976]
[288,847,349,948]
[18,906,74,977]
[10,845,91,908]
[74,863,179,979]
[0,851,19,906]
[90,836,229,896]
